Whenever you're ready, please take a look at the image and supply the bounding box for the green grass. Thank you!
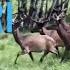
[0,33,70,70]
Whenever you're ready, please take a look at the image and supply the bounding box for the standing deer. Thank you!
[30,20,64,56]
[46,11,70,62]
[45,0,70,62]
[12,19,58,64]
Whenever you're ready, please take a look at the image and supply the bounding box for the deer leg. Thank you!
[56,47,60,57]
[25,46,34,62]
[14,52,21,64]
[14,51,25,64]
[40,51,49,63]
[50,47,58,55]
[60,48,69,63]
[29,52,34,61]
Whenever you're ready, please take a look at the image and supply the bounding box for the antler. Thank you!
[50,0,68,21]
[53,0,69,13]
[31,18,49,24]
[63,0,69,13]
[30,0,58,24]
[52,12,65,21]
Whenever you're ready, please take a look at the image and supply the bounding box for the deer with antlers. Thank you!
[12,14,59,64]
[30,0,70,62]
[45,0,70,62]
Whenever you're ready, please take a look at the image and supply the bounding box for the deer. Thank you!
[45,0,70,62]
[30,19,65,56]
[12,0,69,63]
[30,0,70,62]
[45,7,70,62]
[12,18,59,64]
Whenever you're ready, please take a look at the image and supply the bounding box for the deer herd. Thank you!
[12,0,70,64]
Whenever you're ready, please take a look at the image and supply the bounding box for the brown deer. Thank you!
[12,20,58,64]
[45,11,70,62]
[30,19,64,55]
[30,0,70,62]
[31,20,63,45]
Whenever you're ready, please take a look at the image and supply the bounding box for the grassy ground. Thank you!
[0,33,70,70]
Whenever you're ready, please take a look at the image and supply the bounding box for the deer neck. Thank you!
[13,26,29,42]
[57,20,66,37]
[57,23,69,44]
[12,25,22,40]
[58,19,70,31]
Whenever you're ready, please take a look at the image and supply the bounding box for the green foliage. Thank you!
[67,0,70,15]
[1,0,70,15]
[10,0,70,15]
[11,0,18,14]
